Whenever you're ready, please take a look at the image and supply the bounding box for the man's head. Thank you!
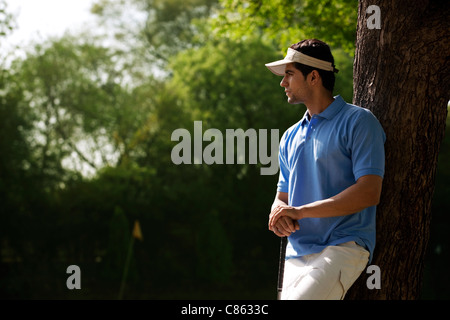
[265,39,338,97]
[289,39,337,93]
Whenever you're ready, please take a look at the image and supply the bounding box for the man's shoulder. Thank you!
[338,102,385,138]
[342,101,371,114]
[339,101,380,124]
[281,118,303,141]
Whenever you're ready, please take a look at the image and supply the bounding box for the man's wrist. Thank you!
[294,206,306,220]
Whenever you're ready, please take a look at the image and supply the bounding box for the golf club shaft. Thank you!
[277,236,288,300]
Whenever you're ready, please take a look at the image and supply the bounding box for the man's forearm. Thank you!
[297,175,382,219]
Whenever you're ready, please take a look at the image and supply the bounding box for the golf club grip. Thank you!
[277,236,288,299]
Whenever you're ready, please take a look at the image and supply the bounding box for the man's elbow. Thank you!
[371,193,381,207]
[358,175,383,207]
[367,187,382,207]
[358,192,380,211]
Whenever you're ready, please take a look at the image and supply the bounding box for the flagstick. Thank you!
[118,233,135,300]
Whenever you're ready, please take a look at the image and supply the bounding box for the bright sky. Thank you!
[3,0,97,51]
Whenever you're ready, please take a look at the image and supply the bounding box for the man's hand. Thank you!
[269,205,300,237]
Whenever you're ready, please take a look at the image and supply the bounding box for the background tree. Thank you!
[91,0,219,70]
[0,0,14,41]
[345,0,449,300]
[211,0,358,55]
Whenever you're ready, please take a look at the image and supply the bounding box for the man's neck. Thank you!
[305,92,335,117]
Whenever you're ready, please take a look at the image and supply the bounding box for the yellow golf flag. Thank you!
[132,220,143,241]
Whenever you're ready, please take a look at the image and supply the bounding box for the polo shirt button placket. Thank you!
[307,116,318,139]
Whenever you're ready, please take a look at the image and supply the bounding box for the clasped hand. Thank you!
[268,205,301,237]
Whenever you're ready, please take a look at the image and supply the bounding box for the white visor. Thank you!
[265,48,337,76]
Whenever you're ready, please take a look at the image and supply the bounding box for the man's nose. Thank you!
[280,76,288,87]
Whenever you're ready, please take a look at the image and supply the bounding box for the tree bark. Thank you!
[345,0,449,300]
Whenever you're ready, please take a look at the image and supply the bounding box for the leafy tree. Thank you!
[91,0,219,68]
[169,36,302,131]
[9,35,166,180]
[0,0,15,42]
[210,0,358,55]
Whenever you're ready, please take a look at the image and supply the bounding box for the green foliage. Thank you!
[0,0,15,40]
[333,48,354,102]
[210,0,358,55]
[102,206,133,281]
[169,36,303,130]
[91,0,219,66]
[7,35,170,179]
[138,0,217,51]
[195,210,233,284]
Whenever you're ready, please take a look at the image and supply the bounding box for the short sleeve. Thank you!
[350,110,386,181]
[277,131,290,193]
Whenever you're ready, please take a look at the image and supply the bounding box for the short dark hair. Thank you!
[290,39,337,92]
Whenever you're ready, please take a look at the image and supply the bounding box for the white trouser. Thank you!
[281,241,370,300]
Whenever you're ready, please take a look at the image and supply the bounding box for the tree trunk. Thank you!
[345,0,449,300]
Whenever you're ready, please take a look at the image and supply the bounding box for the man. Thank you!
[265,39,386,300]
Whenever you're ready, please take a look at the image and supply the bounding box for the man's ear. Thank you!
[309,70,320,86]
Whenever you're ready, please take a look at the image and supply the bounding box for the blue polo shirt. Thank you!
[277,95,385,263]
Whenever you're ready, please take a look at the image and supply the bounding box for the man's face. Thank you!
[280,63,310,105]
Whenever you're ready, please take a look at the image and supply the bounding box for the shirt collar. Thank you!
[319,95,346,120]
[300,95,346,124]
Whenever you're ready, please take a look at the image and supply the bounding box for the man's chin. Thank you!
[287,98,302,105]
